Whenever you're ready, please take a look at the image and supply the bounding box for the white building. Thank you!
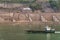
[23,8,32,11]
[22,7,32,13]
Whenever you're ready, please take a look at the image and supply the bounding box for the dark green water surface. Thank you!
[0,33,60,40]
[0,24,60,40]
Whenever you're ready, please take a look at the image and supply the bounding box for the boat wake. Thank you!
[55,31,60,33]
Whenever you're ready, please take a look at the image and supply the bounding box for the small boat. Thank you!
[26,26,55,33]
[44,26,55,33]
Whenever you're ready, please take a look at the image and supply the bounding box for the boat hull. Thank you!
[26,30,55,33]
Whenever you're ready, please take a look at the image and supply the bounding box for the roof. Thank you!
[23,8,32,10]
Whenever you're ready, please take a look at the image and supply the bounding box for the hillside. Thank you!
[0,0,59,25]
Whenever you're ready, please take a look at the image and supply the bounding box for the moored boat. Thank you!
[25,26,55,33]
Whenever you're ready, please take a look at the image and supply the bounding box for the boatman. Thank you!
[45,26,51,31]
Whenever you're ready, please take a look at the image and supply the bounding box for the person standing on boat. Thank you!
[45,26,51,31]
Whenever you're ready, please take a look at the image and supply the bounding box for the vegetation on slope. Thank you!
[29,3,42,12]
[49,0,60,12]
[0,0,36,3]
[0,0,60,12]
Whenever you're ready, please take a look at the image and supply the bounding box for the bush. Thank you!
[29,3,42,12]
[49,0,59,11]
[2,0,36,3]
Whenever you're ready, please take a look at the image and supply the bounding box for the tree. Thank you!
[49,0,59,12]
[29,3,42,12]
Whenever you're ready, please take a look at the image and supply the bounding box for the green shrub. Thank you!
[29,3,42,12]
[49,0,59,10]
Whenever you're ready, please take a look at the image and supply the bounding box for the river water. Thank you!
[0,32,60,40]
[0,24,60,40]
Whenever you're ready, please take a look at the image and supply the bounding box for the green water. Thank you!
[0,24,60,40]
[0,33,60,40]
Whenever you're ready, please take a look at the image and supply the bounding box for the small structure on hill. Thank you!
[22,7,32,13]
[23,8,32,10]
